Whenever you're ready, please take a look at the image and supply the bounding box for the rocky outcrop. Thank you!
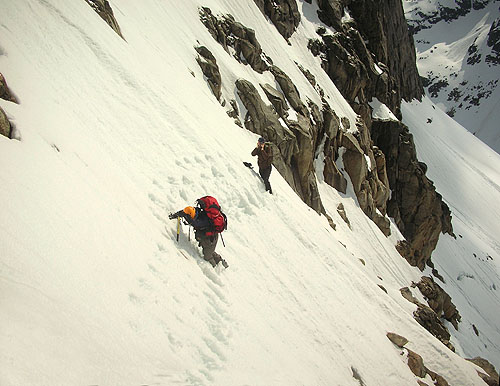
[400,286,456,351]
[340,123,391,236]
[0,73,18,103]
[235,78,326,213]
[413,303,455,351]
[235,79,298,185]
[347,0,423,103]
[195,46,222,102]
[386,331,408,348]
[312,0,423,116]
[0,106,12,138]
[466,357,499,386]
[200,8,269,73]
[198,5,449,244]
[415,276,461,329]
[386,333,450,385]
[84,0,124,39]
[253,0,300,41]
[371,119,453,269]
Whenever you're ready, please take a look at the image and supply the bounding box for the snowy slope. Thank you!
[404,0,500,153]
[403,97,500,370]
[0,0,497,385]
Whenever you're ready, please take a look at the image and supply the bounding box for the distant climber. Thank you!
[251,137,273,194]
[169,196,228,268]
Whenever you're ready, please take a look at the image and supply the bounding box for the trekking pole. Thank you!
[188,225,191,241]
[176,217,180,242]
[220,233,226,247]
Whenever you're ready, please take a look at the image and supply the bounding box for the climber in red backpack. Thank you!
[169,196,228,268]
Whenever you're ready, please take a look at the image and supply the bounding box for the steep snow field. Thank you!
[403,97,500,370]
[0,0,498,385]
[404,0,500,153]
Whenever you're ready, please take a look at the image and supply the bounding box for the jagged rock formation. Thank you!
[0,73,17,139]
[200,7,269,73]
[466,357,500,386]
[253,0,300,41]
[306,0,454,251]
[0,106,12,138]
[197,4,453,245]
[414,304,454,351]
[195,46,222,102]
[386,331,409,348]
[312,0,423,117]
[371,120,453,269]
[386,333,449,385]
[0,73,18,103]
[415,276,461,329]
[400,285,455,351]
[84,0,124,39]
[341,124,391,236]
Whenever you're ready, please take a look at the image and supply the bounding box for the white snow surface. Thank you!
[0,0,498,385]
[404,0,500,154]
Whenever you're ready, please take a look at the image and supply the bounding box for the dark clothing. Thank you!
[259,165,272,193]
[252,143,273,193]
[171,207,227,268]
[251,143,273,169]
[195,232,224,267]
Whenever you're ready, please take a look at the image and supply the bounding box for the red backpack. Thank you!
[196,196,227,235]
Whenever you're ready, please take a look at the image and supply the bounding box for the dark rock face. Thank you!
[0,73,18,103]
[84,0,124,39]
[347,0,423,103]
[312,0,423,115]
[195,46,222,101]
[415,276,461,329]
[0,106,12,138]
[253,0,300,40]
[371,119,453,269]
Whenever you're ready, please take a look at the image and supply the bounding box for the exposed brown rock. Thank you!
[84,0,124,39]
[387,332,408,348]
[253,0,300,40]
[400,286,419,304]
[336,203,350,227]
[260,83,289,118]
[200,8,269,73]
[407,349,426,378]
[426,368,449,386]
[341,128,391,236]
[195,46,222,102]
[372,120,453,269]
[0,73,18,103]
[413,303,455,351]
[314,0,423,114]
[415,276,461,329]
[0,106,12,138]
[270,65,308,116]
[466,357,499,386]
